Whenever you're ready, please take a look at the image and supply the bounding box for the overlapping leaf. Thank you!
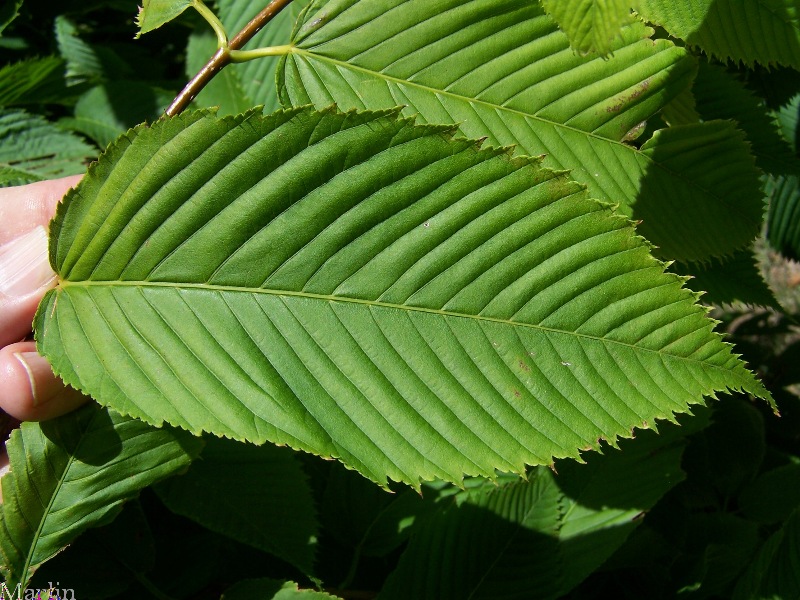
[0,108,95,186]
[0,404,202,588]
[671,249,778,309]
[0,56,69,106]
[155,437,318,573]
[636,0,800,70]
[542,0,633,56]
[35,106,771,488]
[278,0,763,261]
[380,426,686,599]
[380,473,564,599]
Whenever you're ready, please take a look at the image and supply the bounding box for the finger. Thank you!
[0,175,82,245]
[0,342,89,421]
[0,226,56,346]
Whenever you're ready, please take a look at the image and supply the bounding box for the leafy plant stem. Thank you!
[165,0,295,116]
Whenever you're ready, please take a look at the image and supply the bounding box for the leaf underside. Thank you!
[35,107,771,487]
[278,0,763,261]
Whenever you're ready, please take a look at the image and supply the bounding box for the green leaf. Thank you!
[0,108,96,186]
[155,437,318,573]
[29,500,153,598]
[278,0,763,261]
[380,473,565,600]
[635,0,800,70]
[691,61,800,176]
[542,0,634,56]
[774,90,800,153]
[0,56,68,106]
[55,15,133,86]
[59,81,175,147]
[223,579,343,600]
[553,426,687,594]
[35,107,772,489]
[765,174,800,260]
[671,249,779,309]
[733,509,800,600]
[0,403,202,588]
[385,424,688,599]
[136,0,195,37]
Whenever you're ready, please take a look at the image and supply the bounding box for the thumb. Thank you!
[0,226,57,346]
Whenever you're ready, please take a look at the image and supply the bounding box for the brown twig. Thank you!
[165,0,296,117]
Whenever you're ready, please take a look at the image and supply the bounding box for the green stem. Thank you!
[192,0,228,49]
[229,45,293,62]
[166,0,295,117]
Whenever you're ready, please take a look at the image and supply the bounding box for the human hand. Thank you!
[0,176,90,422]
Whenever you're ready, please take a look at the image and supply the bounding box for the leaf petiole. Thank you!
[191,0,228,49]
[228,44,293,62]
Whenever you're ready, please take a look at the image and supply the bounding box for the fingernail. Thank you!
[0,227,55,298]
[14,352,59,406]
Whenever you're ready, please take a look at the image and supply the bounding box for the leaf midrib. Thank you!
[19,423,86,585]
[286,47,734,213]
[59,279,728,371]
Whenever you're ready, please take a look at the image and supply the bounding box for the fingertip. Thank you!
[0,342,89,421]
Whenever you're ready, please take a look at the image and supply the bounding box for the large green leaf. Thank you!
[635,0,800,70]
[0,404,202,588]
[35,107,771,488]
[542,0,634,56]
[278,0,763,261]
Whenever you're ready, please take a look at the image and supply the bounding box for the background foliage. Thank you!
[1,0,800,597]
